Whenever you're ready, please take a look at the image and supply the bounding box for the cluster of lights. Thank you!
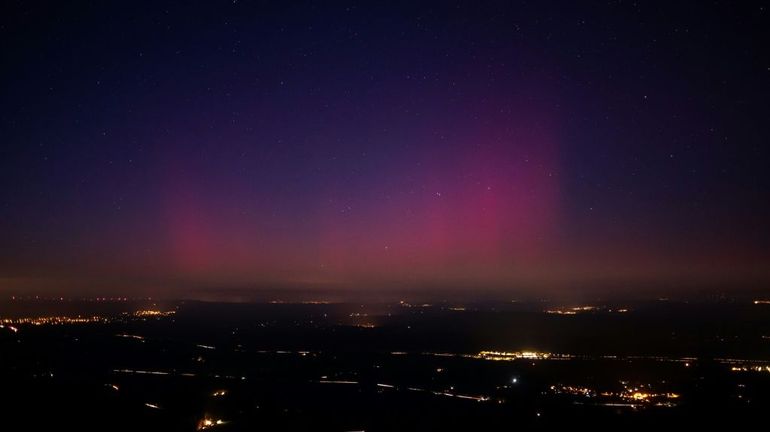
[544,306,597,315]
[398,301,432,308]
[353,323,377,328]
[544,306,629,315]
[731,365,770,373]
[0,324,19,333]
[116,333,144,340]
[1,309,176,328]
[1,315,110,326]
[476,350,564,361]
[197,418,228,430]
[410,350,770,377]
[618,382,680,406]
[550,384,597,398]
[550,382,680,407]
[132,310,175,317]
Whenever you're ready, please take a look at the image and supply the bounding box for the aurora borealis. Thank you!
[2,1,769,298]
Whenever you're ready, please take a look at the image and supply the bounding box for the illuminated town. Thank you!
[0,309,176,327]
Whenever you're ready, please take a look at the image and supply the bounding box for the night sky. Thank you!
[2,1,769,298]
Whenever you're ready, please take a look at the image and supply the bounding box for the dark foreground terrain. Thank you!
[2,298,770,430]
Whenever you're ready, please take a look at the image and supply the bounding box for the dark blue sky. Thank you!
[2,1,769,297]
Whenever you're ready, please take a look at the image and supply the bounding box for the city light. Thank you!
[197,417,228,430]
[475,351,559,361]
